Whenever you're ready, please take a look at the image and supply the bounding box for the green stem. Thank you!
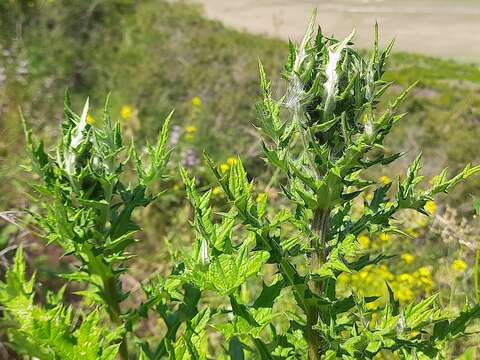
[103,276,129,360]
[305,208,330,360]
[306,305,321,360]
[294,106,330,359]
[96,181,113,232]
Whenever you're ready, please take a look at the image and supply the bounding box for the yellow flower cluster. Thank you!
[184,125,197,141]
[401,252,415,264]
[191,96,202,107]
[424,200,437,215]
[358,235,370,249]
[219,156,238,173]
[379,232,391,242]
[451,259,467,273]
[220,163,229,173]
[121,105,134,121]
[379,175,391,185]
[356,233,393,251]
[182,96,203,140]
[338,263,434,305]
[256,192,267,203]
[87,114,95,126]
[185,125,197,133]
[395,267,433,302]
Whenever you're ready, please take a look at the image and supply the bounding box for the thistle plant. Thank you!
[1,14,480,360]
[5,94,173,359]
[180,16,480,359]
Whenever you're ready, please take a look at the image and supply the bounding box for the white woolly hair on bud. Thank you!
[62,98,90,177]
[200,239,210,265]
[63,149,76,177]
[364,112,374,138]
[284,75,304,112]
[323,30,355,118]
[284,11,317,118]
[71,98,89,149]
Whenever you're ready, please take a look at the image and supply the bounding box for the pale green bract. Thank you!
[1,14,480,360]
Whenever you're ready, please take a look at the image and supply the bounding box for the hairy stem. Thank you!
[306,208,330,359]
[311,208,330,292]
[103,276,128,360]
[306,303,320,360]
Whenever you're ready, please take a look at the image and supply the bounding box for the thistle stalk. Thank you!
[305,207,330,359]
[103,276,129,360]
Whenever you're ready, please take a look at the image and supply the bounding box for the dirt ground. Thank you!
[191,0,480,62]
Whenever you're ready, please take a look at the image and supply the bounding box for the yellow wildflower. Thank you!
[220,163,230,173]
[184,125,197,141]
[398,273,415,285]
[452,259,467,273]
[379,232,391,242]
[256,192,267,203]
[185,125,197,134]
[397,288,414,302]
[337,273,349,284]
[419,275,433,289]
[379,175,391,185]
[418,266,431,277]
[227,156,238,166]
[121,105,134,120]
[358,235,370,249]
[191,96,202,107]
[212,186,222,195]
[86,114,95,126]
[401,253,415,265]
[425,200,437,215]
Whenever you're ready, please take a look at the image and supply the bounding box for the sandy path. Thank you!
[191,0,480,61]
